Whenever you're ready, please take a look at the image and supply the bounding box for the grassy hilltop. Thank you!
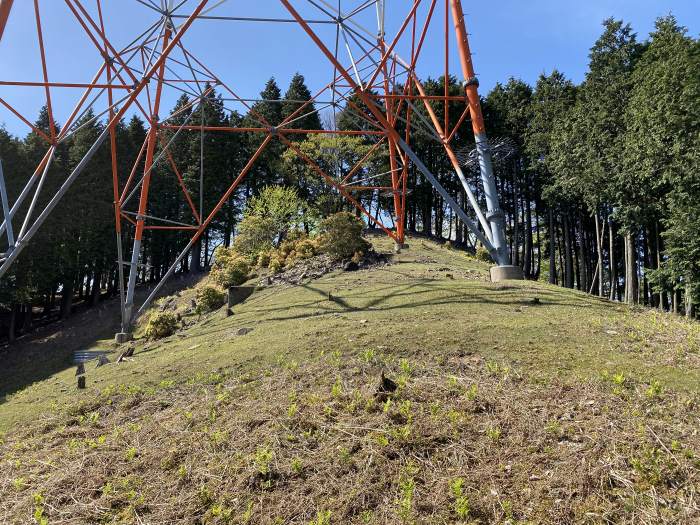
[1,235,699,524]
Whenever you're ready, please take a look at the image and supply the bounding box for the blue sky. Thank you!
[0,0,698,138]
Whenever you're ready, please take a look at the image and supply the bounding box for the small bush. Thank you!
[196,286,225,314]
[211,247,250,287]
[279,238,296,255]
[233,215,275,257]
[318,212,369,260]
[247,185,308,242]
[256,250,272,269]
[262,236,320,273]
[268,254,285,274]
[145,312,178,340]
[475,244,491,262]
[295,238,318,259]
[284,237,320,268]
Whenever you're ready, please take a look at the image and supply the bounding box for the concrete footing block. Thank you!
[226,286,256,316]
[490,265,524,282]
[115,332,131,344]
[394,243,409,254]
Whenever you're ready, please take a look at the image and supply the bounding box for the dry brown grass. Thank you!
[2,345,699,524]
[2,235,700,524]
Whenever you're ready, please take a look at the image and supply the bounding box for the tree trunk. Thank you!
[609,217,616,301]
[686,282,695,318]
[573,221,581,291]
[524,196,532,277]
[22,304,32,332]
[563,213,574,289]
[191,239,202,272]
[557,221,565,285]
[576,213,586,291]
[454,192,464,244]
[673,288,679,314]
[548,209,557,285]
[624,231,639,305]
[642,229,652,306]
[8,303,18,343]
[534,207,541,280]
[512,179,520,266]
[594,211,604,297]
[60,278,75,320]
[655,222,667,310]
[90,270,101,306]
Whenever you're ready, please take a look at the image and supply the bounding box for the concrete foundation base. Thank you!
[226,286,256,316]
[490,265,524,282]
[115,332,131,344]
[394,243,410,254]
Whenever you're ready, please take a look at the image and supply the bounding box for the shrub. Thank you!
[475,244,492,262]
[145,312,178,340]
[211,247,250,287]
[278,238,297,258]
[196,286,225,314]
[259,236,321,274]
[256,250,272,269]
[284,237,320,269]
[232,215,275,257]
[248,186,308,242]
[268,254,285,274]
[318,212,369,260]
[295,238,318,259]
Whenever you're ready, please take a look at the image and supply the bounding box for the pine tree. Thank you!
[577,19,642,302]
[631,17,700,315]
[243,78,285,195]
[282,73,322,137]
[526,70,576,286]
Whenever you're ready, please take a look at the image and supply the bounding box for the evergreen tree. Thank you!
[579,19,642,302]
[243,78,285,195]
[281,73,322,137]
[631,17,700,314]
[525,70,576,285]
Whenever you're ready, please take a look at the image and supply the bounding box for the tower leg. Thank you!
[122,25,172,332]
[450,0,520,274]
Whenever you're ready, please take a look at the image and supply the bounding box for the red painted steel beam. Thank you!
[0,97,52,143]
[159,125,385,136]
[365,0,423,91]
[0,0,13,42]
[158,134,202,225]
[449,0,487,135]
[132,26,172,245]
[33,0,56,141]
[0,81,129,89]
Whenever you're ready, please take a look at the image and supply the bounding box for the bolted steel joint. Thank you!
[464,76,480,88]
[486,208,505,222]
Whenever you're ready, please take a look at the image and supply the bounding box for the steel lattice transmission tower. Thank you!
[0,0,521,338]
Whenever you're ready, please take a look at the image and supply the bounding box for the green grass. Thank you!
[1,235,699,433]
[1,235,699,524]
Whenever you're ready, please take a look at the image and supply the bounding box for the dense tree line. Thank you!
[404,16,698,317]
[480,16,699,316]
[0,15,697,342]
